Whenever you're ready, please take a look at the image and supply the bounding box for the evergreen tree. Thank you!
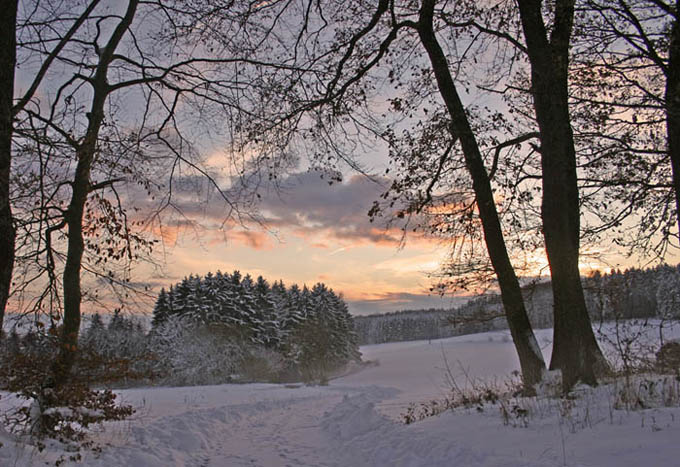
[152,288,171,327]
[108,309,129,332]
[218,272,244,327]
[238,274,259,343]
[283,283,305,330]
[82,312,106,349]
[328,290,361,362]
[253,276,280,348]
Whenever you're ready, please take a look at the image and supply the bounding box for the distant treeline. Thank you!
[355,264,680,345]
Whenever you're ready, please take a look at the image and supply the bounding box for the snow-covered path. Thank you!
[3,328,680,466]
[81,383,551,467]
[115,387,348,467]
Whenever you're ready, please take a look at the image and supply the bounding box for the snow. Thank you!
[2,327,680,466]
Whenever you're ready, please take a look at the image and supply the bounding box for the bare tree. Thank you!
[517,0,607,388]
[51,0,143,383]
[9,0,302,384]
[2,0,107,332]
[414,0,546,389]
[669,2,680,232]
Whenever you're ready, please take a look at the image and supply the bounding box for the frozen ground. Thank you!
[2,326,680,466]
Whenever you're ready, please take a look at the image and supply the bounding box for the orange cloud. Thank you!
[147,219,202,247]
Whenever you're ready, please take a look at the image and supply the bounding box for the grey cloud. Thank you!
[255,171,407,245]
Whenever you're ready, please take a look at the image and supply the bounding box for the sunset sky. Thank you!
[147,170,467,315]
[140,164,641,316]
[9,1,660,319]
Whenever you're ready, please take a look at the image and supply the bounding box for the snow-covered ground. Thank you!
[2,327,680,466]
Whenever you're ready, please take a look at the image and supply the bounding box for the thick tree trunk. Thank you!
[52,0,139,385]
[0,0,18,336]
[417,0,546,389]
[517,0,606,390]
[667,10,680,237]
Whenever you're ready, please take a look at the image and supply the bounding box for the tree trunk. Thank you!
[517,0,606,390]
[52,0,139,385]
[0,0,18,336]
[667,8,680,237]
[52,146,95,384]
[417,0,546,390]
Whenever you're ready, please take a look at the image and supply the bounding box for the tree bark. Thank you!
[417,0,546,389]
[517,0,606,389]
[53,0,140,385]
[667,7,680,237]
[0,0,18,336]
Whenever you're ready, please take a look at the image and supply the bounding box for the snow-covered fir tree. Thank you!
[149,271,361,382]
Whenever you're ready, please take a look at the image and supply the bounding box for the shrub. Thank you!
[240,347,286,382]
[656,340,680,372]
[0,330,134,451]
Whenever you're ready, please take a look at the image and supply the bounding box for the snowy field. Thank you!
[2,326,680,466]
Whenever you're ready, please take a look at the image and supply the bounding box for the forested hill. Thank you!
[355,264,680,345]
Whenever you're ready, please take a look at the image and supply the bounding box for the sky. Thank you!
[147,170,469,316]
